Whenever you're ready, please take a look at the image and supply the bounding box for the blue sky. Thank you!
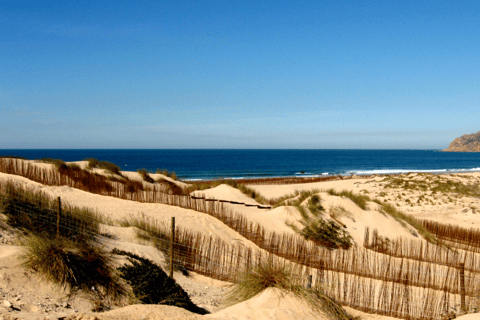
[1,0,479,149]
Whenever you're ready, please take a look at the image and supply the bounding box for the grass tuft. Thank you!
[21,235,126,300]
[137,168,154,183]
[327,189,370,210]
[226,258,355,319]
[155,168,177,180]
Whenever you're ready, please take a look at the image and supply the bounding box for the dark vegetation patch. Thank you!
[137,168,154,183]
[84,158,121,175]
[114,249,208,315]
[298,218,353,250]
[156,168,178,180]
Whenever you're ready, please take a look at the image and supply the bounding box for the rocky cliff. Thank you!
[443,131,480,152]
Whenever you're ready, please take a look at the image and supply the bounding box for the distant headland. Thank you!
[443,131,480,152]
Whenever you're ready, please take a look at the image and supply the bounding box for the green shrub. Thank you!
[299,218,352,249]
[85,158,100,169]
[115,250,208,314]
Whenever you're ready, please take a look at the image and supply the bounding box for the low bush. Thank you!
[85,158,100,169]
[299,218,352,249]
[114,250,208,314]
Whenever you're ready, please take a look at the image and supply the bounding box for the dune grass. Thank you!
[226,257,356,319]
[120,214,190,274]
[374,200,437,244]
[326,189,370,210]
[0,182,101,242]
[0,181,126,301]
[279,190,352,249]
[84,158,122,175]
[155,168,178,180]
[137,168,154,183]
[22,235,126,299]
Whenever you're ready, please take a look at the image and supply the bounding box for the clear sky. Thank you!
[1,0,479,149]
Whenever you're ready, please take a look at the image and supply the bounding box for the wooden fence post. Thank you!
[170,217,175,278]
[307,275,312,289]
[460,263,466,313]
[57,197,61,238]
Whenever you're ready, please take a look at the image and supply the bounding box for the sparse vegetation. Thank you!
[226,258,356,320]
[374,200,436,244]
[85,158,121,175]
[156,168,177,180]
[120,214,190,273]
[326,189,370,210]
[0,181,126,301]
[137,168,154,183]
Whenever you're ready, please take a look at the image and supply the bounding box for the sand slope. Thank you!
[204,288,328,320]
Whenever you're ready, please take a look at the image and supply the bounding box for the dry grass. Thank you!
[226,257,356,320]
[0,181,126,302]
[22,235,126,300]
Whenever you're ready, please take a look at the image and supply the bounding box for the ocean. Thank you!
[1,149,480,181]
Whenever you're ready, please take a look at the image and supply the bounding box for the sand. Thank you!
[2,161,480,320]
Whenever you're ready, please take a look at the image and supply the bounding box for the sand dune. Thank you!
[2,162,480,319]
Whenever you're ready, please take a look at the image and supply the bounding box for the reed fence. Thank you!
[413,218,480,253]
[3,161,480,319]
[364,227,480,274]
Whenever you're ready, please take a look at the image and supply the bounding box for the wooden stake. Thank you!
[57,197,61,238]
[460,263,466,313]
[170,217,175,278]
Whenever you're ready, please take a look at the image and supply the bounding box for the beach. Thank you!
[1,158,480,320]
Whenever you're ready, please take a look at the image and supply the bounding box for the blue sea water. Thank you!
[1,149,480,181]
